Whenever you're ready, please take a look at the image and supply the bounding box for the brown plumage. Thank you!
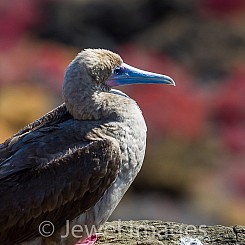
[0,48,174,245]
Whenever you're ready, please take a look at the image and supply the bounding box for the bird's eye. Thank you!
[114,66,124,75]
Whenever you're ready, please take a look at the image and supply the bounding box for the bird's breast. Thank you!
[55,100,147,244]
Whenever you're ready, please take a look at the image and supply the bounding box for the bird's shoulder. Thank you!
[0,103,71,161]
[1,103,70,144]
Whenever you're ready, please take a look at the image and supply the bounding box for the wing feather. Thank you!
[0,104,121,245]
[0,139,121,245]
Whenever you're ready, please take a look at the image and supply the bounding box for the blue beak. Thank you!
[106,63,175,87]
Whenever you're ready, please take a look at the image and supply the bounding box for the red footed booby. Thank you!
[0,49,175,245]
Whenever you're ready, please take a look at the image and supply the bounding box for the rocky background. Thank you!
[0,0,245,226]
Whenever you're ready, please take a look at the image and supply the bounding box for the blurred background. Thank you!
[0,0,245,226]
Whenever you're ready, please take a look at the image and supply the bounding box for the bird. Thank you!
[0,48,175,245]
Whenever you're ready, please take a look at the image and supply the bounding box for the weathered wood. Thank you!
[97,220,245,245]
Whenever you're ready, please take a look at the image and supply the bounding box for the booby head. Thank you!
[63,48,175,119]
[73,48,123,85]
[64,48,175,89]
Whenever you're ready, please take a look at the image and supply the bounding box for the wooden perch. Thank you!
[96,220,245,244]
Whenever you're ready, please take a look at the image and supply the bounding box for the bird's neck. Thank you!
[63,64,101,120]
[64,89,137,121]
[63,67,137,121]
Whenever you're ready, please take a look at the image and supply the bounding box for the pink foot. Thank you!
[75,233,99,245]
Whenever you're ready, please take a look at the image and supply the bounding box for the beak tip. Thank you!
[166,77,176,86]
